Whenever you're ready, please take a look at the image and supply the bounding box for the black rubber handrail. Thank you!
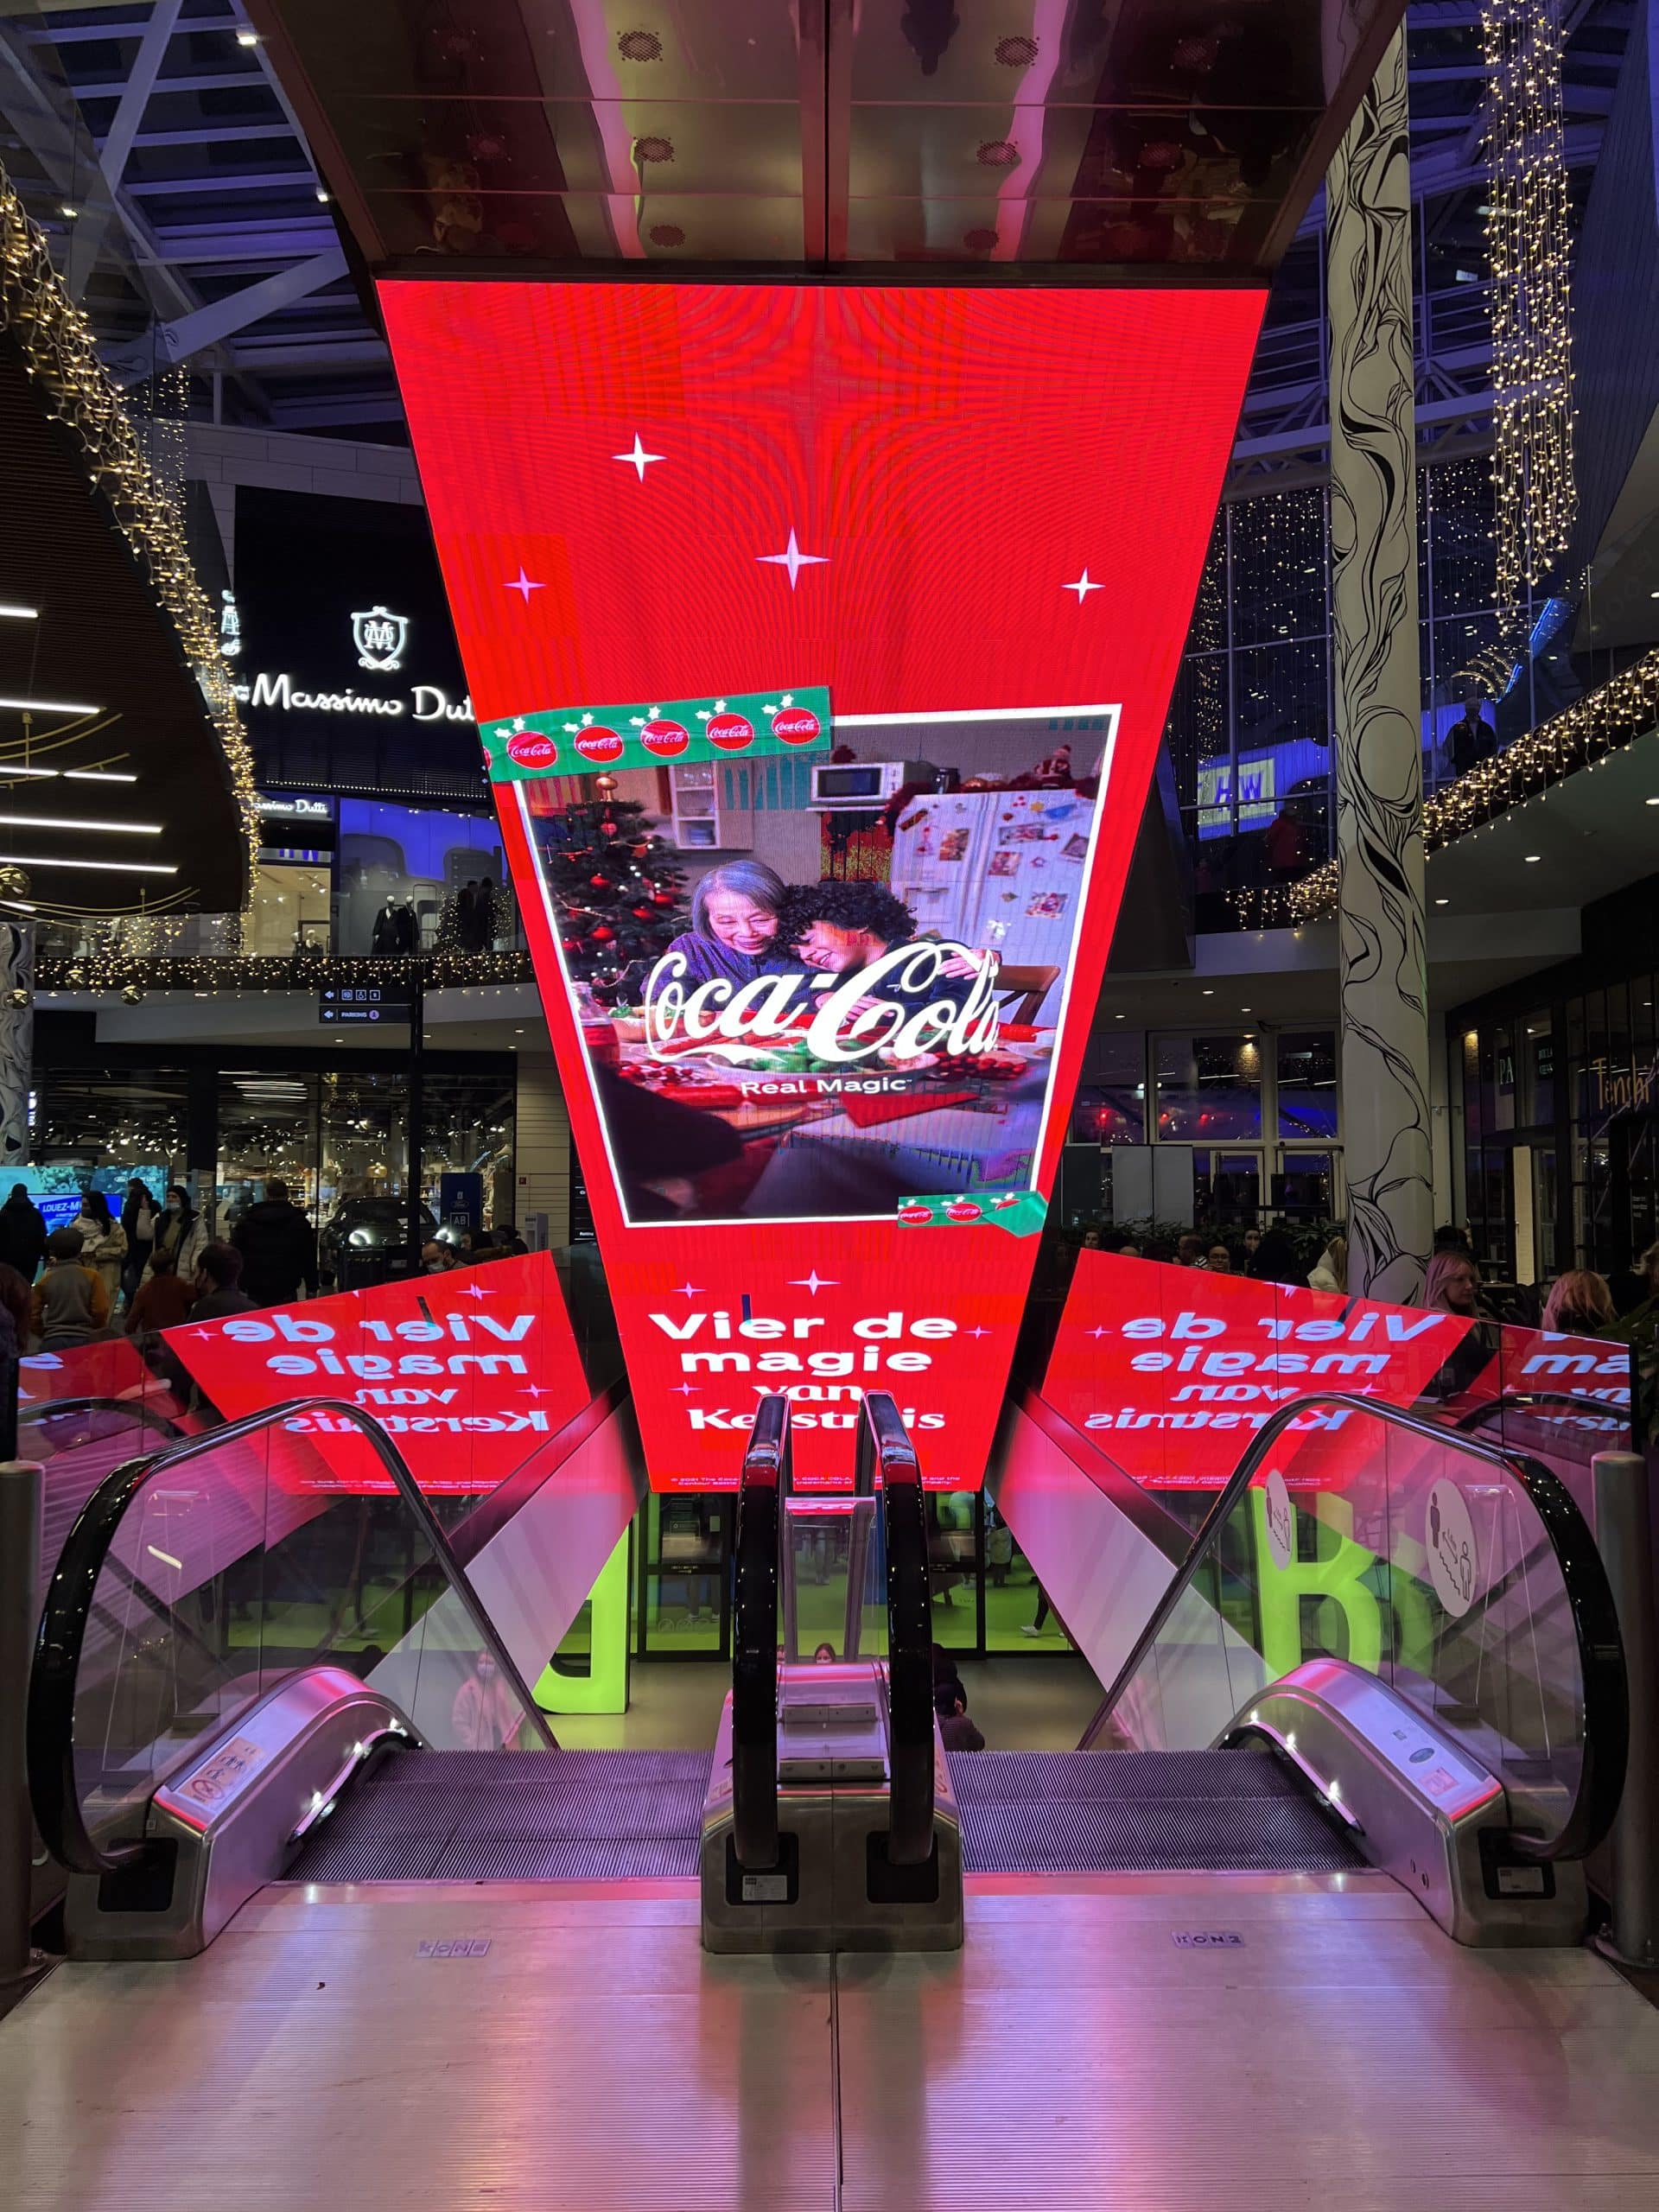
[1079,1391,1628,1865]
[731,1392,788,1871]
[20,1395,188,1444]
[29,1396,556,1878]
[861,1392,934,1867]
[1452,1390,1632,1440]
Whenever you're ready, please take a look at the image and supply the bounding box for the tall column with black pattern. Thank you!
[1326,26,1433,1303]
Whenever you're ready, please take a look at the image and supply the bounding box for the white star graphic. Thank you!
[672,1281,702,1298]
[521,1384,544,1399]
[789,1271,837,1296]
[461,1284,493,1300]
[613,434,664,481]
[672,1382,699,1397]
[757,528,828,590]
[505,568,543,602]
[964,1325,991,1339]
[1088,1324,1112,1339]
[1064,569,1102,603]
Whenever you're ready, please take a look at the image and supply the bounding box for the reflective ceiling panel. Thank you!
[249,0,1405,276]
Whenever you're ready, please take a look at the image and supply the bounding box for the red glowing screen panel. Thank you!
[1042,1251,1631,1491]
[168,1252,591,1496]
[382,282,1265,1490]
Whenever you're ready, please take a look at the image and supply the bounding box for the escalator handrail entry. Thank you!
[1081,1391,1628,1863]
[731,1392,788,1870]
[862,1392,933,1867]
[28,1395,555,1879]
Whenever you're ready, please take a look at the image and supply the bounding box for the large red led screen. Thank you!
[383,283,1264,1490]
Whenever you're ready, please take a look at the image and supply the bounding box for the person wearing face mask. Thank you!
[148,1184,207,1285]
[449,1649,523,1750]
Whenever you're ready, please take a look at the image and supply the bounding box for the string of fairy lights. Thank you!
[0,158,260,908]
[32,941,531,1003]
[1243,639,1659,927]
[1458,0,1577,696]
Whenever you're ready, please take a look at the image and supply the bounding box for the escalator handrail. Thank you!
[28,1395,556,1879]
[20,1395,188,1443]
[862,1392,934,1866]
[731,1392,788,1870]
[1079,1390,1628,1864]
[1452,1389,1633,1441]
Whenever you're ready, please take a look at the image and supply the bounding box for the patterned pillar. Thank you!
[0,917,32,1171]
[1326,29,1433,1305]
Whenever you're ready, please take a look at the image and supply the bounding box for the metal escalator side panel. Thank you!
[66,1665,420,1961]
[1227,1659,1587,1948]
[731,1394,787,1871]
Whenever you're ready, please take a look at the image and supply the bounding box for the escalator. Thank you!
[986,1387,1629,1939]
[27,1384,650,1952]
[23,1369,1630,1958]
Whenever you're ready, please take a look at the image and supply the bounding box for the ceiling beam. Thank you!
[155,246,348,362]
[97,0,183,195]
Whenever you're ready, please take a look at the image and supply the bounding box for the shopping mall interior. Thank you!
[2,2,1659,2205]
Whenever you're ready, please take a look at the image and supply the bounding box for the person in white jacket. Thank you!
[1308,1234,1348,1294]
[72,1191,128,1306]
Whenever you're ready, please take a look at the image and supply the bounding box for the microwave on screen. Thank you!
[806,759,937,809]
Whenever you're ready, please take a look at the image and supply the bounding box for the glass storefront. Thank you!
[1059,1025,1343,1239]
[1452,881,1659,1283]
[32,1044,519,1261]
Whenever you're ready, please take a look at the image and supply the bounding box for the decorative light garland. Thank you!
[0,159,260,904]
[1260,645,1659,925]
[33,947,531,1001]
[1473,0,1576,688]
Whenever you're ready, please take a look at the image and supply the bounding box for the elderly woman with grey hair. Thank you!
[662,859,791,988]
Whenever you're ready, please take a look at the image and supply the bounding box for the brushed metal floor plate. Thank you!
[3,1877,1658,2211]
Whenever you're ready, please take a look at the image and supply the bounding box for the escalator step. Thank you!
[949,1750,1362,1875]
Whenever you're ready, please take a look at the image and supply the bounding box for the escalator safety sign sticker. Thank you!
[1171,1929,1244,1948]
[417,1939,493,1959]
[180,1737,264,1808]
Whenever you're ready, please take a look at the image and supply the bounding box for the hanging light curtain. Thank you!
[1483,0,1577,624]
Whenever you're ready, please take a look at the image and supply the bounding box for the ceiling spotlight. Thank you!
[60,204,79,220]
[236,28,261,45]
[0,606,37,622]
[1524,854,1541,863]
[1201,988,1214,996]
[1646,797,1659,807]
[315,187,331,204]
[1434,897,1450,906]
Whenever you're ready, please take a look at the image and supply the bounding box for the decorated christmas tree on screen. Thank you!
[536,797,687,988]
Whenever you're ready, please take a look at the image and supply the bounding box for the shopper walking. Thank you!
[73,1191,127,1306]
[0,1183,46,1282]
[232,1176,320,1308]
[121,1178,158,1301]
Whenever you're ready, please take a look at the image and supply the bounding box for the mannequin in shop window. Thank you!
[371,899,418,957]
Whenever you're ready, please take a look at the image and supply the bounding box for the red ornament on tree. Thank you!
[590,874,611,888]
[652,893,677,907]
[590,924,615,943]
[632,906,654,920]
